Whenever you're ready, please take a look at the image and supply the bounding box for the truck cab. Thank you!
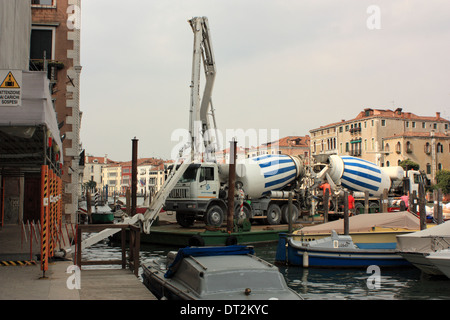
[164,163,225,227]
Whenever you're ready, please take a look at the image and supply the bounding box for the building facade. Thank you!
[31,0,83,223]
[310,108,450,182]
[82,155,115,188]
[100,158,166,196]
[383,132,450,183]
[246,136,310,163]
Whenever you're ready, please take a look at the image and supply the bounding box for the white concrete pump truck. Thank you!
[164,17,308,227]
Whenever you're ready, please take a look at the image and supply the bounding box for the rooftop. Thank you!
[310,108,449,132]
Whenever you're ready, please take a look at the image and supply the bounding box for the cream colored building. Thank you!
[82,155,115,187]
[383,132,449,183]
[310,108,450,182]
[101,163,122,195]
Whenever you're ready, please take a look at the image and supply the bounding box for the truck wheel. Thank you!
[281,204,299,224]
[204,205,224,227]
[354,202,364,215]
[265,204,281,225]
[369,202,380,213]
[176,212,195,228]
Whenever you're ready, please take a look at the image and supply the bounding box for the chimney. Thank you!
[104,154,108,164]
[436,112,441,119]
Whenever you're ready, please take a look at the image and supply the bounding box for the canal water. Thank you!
[82,240,450,300]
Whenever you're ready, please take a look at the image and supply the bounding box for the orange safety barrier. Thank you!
[40,165,49,275]
[49,170,54,258]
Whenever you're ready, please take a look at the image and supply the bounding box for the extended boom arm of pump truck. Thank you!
[188,16,219,162]
[75,17,219,250]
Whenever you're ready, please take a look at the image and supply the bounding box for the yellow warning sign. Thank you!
[0,71,20,88]
[0,70,22,106]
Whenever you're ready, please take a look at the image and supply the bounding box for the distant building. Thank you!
[100,158,166,196]
[310,108,450,182]
[383,132,449,183]
[247,136,310,163]
[102,163,122,196]
[82,155,116,189]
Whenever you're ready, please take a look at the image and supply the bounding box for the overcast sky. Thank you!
[79,0,450,162]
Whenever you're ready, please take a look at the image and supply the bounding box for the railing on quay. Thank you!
[75,224,140,277]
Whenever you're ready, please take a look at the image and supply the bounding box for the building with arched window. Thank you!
[383,132,450,183]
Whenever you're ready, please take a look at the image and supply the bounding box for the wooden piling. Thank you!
[323,188,329,223]
[227,139,237,233]
[288,192,293,234]
[131,137,138,216]
[433,189,443,224]
[343,191,349,235]
[381,189,388,213]
[410,191,417,215]
[364,191,369,214]
[418,182,427,230]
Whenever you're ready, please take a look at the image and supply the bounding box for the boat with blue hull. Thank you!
[276,231,411,268]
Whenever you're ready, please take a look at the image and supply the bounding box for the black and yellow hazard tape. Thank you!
[0,260,37,267]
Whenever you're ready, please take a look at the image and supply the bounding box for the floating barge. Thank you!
[139,221,294,247]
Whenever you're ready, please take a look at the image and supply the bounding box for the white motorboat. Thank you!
[396,221,450,275]
[425,249,450,279]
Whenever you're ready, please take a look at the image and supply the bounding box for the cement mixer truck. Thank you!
[312,155,428,215]
[164,154,305,227]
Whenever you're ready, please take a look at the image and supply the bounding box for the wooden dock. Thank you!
[79,269,157,300]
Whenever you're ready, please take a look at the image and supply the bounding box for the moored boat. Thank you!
[292,212,424,249]
[141,245,302,300]
[396,220,450,275]
[276,230,411,268]
[425,249,450,279]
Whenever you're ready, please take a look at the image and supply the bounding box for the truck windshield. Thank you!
[179,166,199,183]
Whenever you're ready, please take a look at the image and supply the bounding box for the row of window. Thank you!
[385,160,444,174]
[385,142,446,154]
[313,120,448,137]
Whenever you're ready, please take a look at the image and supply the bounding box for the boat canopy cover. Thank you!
[164,245,255,278]
[396,221,450,253]
[296,212,420,235]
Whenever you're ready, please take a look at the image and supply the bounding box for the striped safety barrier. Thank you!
[0,260,37,267]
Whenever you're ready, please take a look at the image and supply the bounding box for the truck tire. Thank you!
[176,212,195,228]
[265,204,281,225]
[281,204,299,224]
[369,202,380,213]
[204,205,224,227]
[354,202,364,215]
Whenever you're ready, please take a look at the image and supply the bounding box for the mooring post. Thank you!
[288,192,293,234]
[381,189,388,213]
[323,188,329,223]
[410,191,417,215]
[434,189,443,224]
[343,191,349,235]
[227,139,237,233]
[364,191,369,214]
[131,137,138,216]
[418,182,427,230]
